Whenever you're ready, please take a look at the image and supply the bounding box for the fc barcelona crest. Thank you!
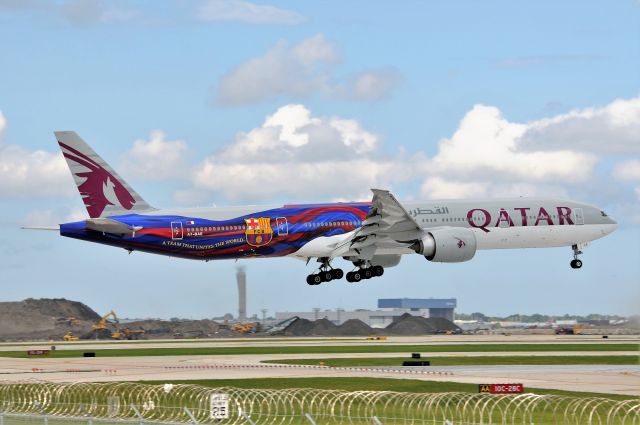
[244,217,273,247]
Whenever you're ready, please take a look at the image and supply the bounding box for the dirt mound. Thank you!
[282,318,318,336]
[335,319,376,336]
[283,317,376,336]
[125,319,227,338]
[0,298,100,341]
[311,318,338,335]
[385,313,460,335]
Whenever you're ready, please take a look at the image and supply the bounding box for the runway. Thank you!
[1,351,638,396]
[0,334,636,351]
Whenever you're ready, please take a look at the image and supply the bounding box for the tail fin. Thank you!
[55,131,155,218]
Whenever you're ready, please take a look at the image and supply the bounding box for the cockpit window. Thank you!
[600,211,608,217]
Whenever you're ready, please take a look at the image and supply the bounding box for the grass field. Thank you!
[262,355,640,367]
[141,377,637,401]
[1,343,636,358]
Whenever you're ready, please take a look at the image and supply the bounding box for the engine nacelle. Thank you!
[410,228,477,263]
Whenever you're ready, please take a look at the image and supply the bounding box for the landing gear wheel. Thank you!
[346,272,354,282]
[311,274,322,285]
[352,271,362,282]
[570,259,583,269]
[363,269,373,279]
[331,268,344,280]
[372,265,384,277]
[321,271,333,282]
[306,275,314,285]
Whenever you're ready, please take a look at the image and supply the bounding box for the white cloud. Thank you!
[215,34,400,106]
[421,178,569,200]
[333,69,402,102]
[216,34,336,106]
[183,99,638,204]
[186,104,413,202]
[196,0,305,25]
[612,159,640,181]
[519,96,640,154]
[0,111,74,199]
[430,104,597,183]
[121,130,189,181]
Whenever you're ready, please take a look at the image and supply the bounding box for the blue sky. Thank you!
[0,0,638,319]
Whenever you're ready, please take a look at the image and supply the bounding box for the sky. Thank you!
[0,0,639,319]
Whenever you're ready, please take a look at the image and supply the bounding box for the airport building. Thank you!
[274,298,457,328]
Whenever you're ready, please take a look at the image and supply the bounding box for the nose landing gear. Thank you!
[570,244,583,269]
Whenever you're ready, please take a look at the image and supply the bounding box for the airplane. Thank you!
[38,131,618,285]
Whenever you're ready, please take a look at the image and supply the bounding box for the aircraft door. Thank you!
[171,221,184,240]
[573,208,584,225]
[275,217,288,236]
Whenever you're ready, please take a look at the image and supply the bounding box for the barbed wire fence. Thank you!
[0,382,638,425]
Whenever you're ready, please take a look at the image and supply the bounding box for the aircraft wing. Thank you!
[331,189,422,259]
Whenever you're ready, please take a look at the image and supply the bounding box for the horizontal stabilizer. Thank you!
[85,218,142,235]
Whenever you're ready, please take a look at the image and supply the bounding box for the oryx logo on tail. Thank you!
[58,140,136,218]
[55,131,154,219]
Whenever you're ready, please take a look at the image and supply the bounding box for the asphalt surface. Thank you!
[0,340,638,395]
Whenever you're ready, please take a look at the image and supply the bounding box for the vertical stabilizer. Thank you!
[55,131,154,218]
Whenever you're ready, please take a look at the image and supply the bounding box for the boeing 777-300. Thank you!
[34,131,618,285]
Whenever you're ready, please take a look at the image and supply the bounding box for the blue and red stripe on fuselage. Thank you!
[59,203,370,260]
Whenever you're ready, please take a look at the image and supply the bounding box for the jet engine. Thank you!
[410,228,477,263]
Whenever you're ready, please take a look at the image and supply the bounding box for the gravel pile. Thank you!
[282,314,460,336]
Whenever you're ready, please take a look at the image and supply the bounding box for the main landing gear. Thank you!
[345,263,384,283]
[570,244,583,269]
[306,258,344,285]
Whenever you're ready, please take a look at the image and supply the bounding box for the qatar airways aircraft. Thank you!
[42,131,617,285]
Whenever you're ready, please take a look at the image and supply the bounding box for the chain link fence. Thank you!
[0,382,638,425]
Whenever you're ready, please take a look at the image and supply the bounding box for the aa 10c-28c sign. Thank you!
[479,384,524,394]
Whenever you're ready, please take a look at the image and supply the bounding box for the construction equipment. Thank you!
[92,310,146,340]
[93,310,119,331]
[114,328,145,340]
[90,310,120,339]
[232,322,259,334]
[57,317,81,326]
[63,332,79,341]
[555,324,587,335]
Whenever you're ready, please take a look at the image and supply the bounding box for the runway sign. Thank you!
[210,393,229,419]
[26,350,49,356]
[479,384,523,394]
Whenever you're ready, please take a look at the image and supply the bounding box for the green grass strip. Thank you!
[262,355,639,367]
[1,343,636,358]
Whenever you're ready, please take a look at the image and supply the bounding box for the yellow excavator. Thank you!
[63,332,80,341]
[232,322,259,334]
[92,310,145,340]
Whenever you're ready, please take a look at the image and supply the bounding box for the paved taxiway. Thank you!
[1,352,638,396]
[0,334,636,351]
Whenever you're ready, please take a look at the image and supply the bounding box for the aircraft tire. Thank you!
[322,271,333,282]
[570,259,583,269]
[311,274,322,285]
[363,269,373,279]
[331,269,344,280]
[346,272,354,282]
[372,265,384,277]
[352,271,362,282]
[306,275,314,285]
